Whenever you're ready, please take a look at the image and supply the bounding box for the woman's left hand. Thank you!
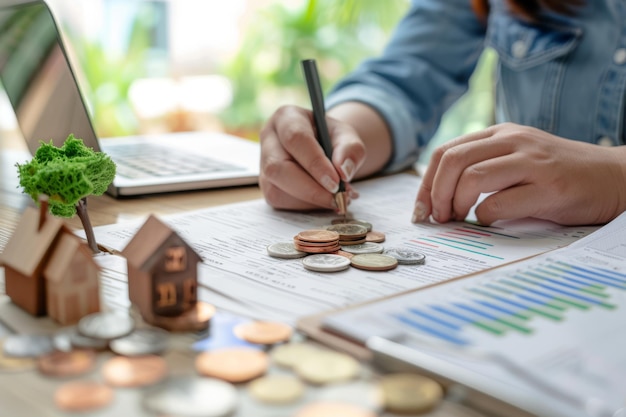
[413,122,626,226]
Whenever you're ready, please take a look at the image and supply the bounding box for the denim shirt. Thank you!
[325,0,626,172]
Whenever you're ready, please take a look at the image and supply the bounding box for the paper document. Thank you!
[325,211,626,417]
[88,174,597,323]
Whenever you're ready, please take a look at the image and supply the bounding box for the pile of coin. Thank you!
[267,216,426,273]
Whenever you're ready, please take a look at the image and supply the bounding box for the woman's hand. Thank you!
[413,123,626,226]
[259,105,367,211]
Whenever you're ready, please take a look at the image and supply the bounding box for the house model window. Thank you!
[156,282,177,307]
[165,246,186,272]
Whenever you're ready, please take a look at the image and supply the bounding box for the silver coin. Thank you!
[109,327,169,356]
[326,224,368,237]
[302,254,351,272]
[143,376,237,417]
[69,328,110,350]
[384,248,426,265]
[3,334,54,358]
[266,242,307,259]
[77,312,135,340]
[331,218,373,232]
[340,242,384,254]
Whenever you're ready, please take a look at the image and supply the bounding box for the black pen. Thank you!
[301,59,347,215]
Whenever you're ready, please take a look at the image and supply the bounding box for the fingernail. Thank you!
[348,189,359,199]
[341,159,356,182]
[321,175,339,193]
[412,201,427,223]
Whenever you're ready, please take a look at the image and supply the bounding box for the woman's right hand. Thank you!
[259,105,367,211]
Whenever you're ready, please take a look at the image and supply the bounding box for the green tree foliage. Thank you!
[16,135,116,217]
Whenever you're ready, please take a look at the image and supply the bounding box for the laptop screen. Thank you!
[0,0,100,154]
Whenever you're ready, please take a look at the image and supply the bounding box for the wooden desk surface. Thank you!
[0,132,490,417]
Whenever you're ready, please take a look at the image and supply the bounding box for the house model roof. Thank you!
[0,207,69,276]
[122,214,201,271]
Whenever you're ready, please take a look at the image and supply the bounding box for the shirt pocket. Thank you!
[485,13,582,71]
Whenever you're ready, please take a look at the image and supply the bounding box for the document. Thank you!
[324,211,626,417]
[87,174,597,323]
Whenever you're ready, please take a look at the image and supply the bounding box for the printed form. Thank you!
[90,174,597,323]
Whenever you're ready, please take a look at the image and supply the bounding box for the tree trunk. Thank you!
[76,197,99,254]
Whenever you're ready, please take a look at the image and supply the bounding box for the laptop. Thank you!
[0,0,260,197]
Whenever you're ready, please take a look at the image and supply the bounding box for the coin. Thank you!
[69,329,110,350]
[109,327,169,356]
[340,242,384,254]
[270,342,322,369]
[233,321,293,345]
[195,347,269,383]
[380,373,443,414]
[150,301,215,332]
[384,248,426,265]
[294,401,377,417]
[54,381,114,412]
[266,242,308,259]
[326,224,368,238]
[142,376,237,417]
[248,374,305,404]
[0,340,35,372]
[302,254,351,272]
[37,350,96,378]
[102,355,168,388]
[294,350,360,385]
[331,218,373,232]
[365,231,385,243]
[350,254,398,271]
[334,250,355,259]
[296,230,340,243]
[77,311,135,340]
[3,334,54,358]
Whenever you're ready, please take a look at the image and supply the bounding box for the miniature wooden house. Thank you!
[44,233,101,325]
[0,206,68,315]
[122,215,201,320]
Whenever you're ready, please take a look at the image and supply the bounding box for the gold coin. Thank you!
[195,347,268,383]
[150,301,216,332]
[234,321,293,345]
[380,373,443,414]
[297,230,340,243]
[37,350,96,378]
[294,401,377,417]
[248,374,304,404]
[270,342,322,369]
[54,381,114,412]
[294,350,360,385]
[365,231,386,243]
[101,355,168,388]
[350,254,398,271]
[0,340,35,373]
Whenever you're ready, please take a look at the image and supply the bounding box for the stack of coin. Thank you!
[294,230,340,253]
[326,224,368,246]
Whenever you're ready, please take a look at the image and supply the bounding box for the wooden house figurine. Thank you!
[0,203,100,322]
[122,215,201,322]
[44,233,101,325]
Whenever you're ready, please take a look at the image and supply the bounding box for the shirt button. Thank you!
[511,40,528,58]
[598,136,614,146]
[614,48,626,65]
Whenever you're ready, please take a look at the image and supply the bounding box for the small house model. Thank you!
[122,215,201,321]
[0,203,100,323]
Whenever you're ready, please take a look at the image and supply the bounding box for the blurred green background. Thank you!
[58,0,495,165]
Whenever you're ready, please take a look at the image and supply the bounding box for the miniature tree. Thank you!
[16,135,116,254]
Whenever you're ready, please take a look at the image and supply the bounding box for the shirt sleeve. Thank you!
[326,0,487,172]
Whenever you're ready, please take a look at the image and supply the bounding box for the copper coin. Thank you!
[150,302,216,332]
[334,250,355,259]
[195,347,268,383]
[102,355,168,388]
[38,350,96,378]
[296,230,339,243]
[234,321,293,345]
[293,237,340,247]
[54,381,114,412]
[365,231,386,243]
[350,254,398,271]
[294,242,342,254]
[294,401,377,417]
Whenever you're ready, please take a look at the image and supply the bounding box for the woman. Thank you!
[259,0,626,226]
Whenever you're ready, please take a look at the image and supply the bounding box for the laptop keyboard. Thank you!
[105,143,245,179]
